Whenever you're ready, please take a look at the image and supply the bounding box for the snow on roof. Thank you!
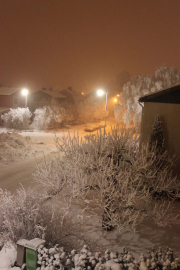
[59,89,82,97]
[0,87,21,95]
[38,90,66,99]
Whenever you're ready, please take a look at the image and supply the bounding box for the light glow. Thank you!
[114,98,117,102]
[97,89,104,96]
[22,88,28,96]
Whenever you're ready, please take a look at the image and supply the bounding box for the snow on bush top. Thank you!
[1,107,32,130]
[0,132,41,163]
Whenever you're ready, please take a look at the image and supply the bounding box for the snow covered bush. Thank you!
[117,65,180,130]
[34,127,180,232]
[1,107,32,130]
[31,105,73,130]
[0,188,45,243]
[0,132,33,163]
[0,187,92,251]
[35,244,180,270]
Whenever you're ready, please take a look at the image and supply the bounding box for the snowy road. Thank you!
[0,153,47,193]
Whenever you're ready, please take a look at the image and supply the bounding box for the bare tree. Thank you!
[34,127,180,232]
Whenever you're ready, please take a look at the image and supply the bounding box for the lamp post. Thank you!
[22,88,28,108]
[97,89,108,134]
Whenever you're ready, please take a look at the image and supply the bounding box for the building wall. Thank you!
[28,91,66,112]
[140,102,180,176]
[59,90,75,104]
[0,91,25,108]
[0,95,13,108]
[28,91,51,112]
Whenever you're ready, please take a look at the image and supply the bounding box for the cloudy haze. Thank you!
[0,0,179,93]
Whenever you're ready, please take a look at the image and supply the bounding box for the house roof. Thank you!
[32,90,66,99]
[0,87,21,95]
[59,89,84,103]
[138,84,180,103]
[59,89,82,97]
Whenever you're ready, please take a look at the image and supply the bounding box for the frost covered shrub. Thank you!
[1,107,32,129]
[36,245,180,270]
[31,106,73,130]
[0,188,44,243]
[0,132,32,163]
[34,127,180,232]
[0,187,91,250]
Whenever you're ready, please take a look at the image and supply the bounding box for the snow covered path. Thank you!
[0,153,47,192]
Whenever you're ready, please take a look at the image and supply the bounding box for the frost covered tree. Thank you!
[1,107,32,130]
[34,127,180,232]
[118,65,180,130]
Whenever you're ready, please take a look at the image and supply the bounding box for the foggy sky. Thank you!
[0,0,179,93]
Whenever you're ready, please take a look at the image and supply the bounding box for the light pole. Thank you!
[97,89,108,134]
[22,88,28,108]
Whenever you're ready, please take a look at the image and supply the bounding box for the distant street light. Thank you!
[116,94,121,103]
[97,89,108,134]
[22,88,28,108]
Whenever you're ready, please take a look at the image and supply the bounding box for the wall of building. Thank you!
[28,91,66,112]
[0,91,25,108]
[140,102,180,176]
[0,95,13,108]
[59,90,75,104]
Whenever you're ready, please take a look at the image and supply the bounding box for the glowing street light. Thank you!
[97,89,104,97]
[97,89,108,134]
[22,88,28,108]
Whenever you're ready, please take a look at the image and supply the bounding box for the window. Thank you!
[13,97,19,108]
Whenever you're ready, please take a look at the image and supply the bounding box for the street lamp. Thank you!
[97,89,108,134]
[22,88,28,108]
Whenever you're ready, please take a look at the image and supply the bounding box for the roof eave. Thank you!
[138,84,180,103]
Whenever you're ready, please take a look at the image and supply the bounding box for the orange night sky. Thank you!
[0,0,179,93]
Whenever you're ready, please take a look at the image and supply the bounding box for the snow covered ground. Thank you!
[0,244,19,270]
[0,118,180,268]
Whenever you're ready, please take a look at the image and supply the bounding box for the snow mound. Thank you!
[0,243,17,269]
[0,132,34,163]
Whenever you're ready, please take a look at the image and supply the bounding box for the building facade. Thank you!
[139,84,180,176]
